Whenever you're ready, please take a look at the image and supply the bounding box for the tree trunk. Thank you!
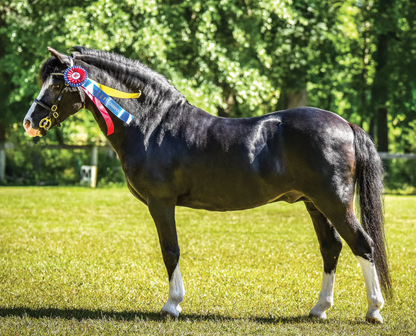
[217,93,235,118]
[276,86,308,111]
[217,87,241,118]
[287,88,308,109]
[371,34,389,151]
[0,122,5,184]
[370,16,391,151]
[369,116,376,141]
[377,107,388,152]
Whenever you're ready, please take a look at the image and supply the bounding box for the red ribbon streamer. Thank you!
[82,87,114,136]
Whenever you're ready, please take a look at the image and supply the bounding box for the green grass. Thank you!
[0,187,415,335]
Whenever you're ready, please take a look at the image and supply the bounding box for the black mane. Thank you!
[40,47,185,101]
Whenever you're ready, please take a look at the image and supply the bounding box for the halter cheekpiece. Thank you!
[34,72,83,131]
[34,62,141,136]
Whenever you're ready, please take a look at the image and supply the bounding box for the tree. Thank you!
[1,0,416,185]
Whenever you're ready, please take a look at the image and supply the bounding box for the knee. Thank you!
[165,247,180,258]
[321,240,342,272]
[163,247,180,263]
[162,248,180,278]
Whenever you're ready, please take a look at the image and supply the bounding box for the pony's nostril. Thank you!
[23,120,42,137]
[24,120,31,131]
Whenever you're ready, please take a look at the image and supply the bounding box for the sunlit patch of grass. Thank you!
[0,187,415,335]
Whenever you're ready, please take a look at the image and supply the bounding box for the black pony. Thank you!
[23,47,391,323]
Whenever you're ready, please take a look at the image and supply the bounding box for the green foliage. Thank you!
[1,0,416,187]
[2,0,414,122]
[0,187,415,334]
[96,151,126,187]
[384,159,416,195]
[5,123,123,186]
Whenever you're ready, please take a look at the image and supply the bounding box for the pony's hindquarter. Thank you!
[301,119,391,323]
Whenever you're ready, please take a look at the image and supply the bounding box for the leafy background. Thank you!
[1,0,415,190]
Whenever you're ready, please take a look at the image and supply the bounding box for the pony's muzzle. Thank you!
[23,119,42,137]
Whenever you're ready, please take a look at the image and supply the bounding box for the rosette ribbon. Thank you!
[64,66,141,135]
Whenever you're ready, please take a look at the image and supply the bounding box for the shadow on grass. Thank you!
[0,307,334,324]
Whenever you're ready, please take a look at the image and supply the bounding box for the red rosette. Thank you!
[64,66,88,87]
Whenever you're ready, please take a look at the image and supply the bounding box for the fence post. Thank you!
[0,122,5,184]
[91,145,98,188]
[91,145,98,166]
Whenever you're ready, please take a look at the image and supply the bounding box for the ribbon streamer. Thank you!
[82,79,134,125]
[89,79,141,99]
[64,66,139,135]
[82,88,115,136]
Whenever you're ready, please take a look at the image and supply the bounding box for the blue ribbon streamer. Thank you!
[82,79,134,124]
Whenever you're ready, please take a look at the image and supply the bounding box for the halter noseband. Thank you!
[33,71,85,131]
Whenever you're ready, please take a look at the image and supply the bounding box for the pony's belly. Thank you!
[176,189,304,211]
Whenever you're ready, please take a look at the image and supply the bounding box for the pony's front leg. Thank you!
[148,198,184,318]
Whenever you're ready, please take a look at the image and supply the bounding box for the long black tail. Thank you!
[349,123,392,299]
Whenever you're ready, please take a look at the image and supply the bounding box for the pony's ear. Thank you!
[47,47,71,65]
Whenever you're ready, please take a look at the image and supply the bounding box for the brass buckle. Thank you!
[51,105,58,112]
[39,117,52,130]
[52,111,59,118]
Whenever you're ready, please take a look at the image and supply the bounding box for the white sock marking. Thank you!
[309,271,335,318]
[356,256,384,322]
[161,264,185,317]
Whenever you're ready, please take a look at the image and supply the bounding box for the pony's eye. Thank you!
[50,84,60,90]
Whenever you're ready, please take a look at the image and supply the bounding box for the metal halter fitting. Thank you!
[33,71,85,131]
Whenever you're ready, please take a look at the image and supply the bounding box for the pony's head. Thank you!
[23,47,85,137]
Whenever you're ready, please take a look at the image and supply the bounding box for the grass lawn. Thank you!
[0,187,415,335]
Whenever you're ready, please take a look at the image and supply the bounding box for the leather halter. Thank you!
[33,72,85,131]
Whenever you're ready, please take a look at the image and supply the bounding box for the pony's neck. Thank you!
[75,59,189,155]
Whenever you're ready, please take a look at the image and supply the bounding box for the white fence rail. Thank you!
[1,144,416,184]
[378,152,416,160]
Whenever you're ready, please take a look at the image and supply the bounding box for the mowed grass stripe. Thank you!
[0,187,415,335]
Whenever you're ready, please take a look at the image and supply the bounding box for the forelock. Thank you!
[39,57,62,85]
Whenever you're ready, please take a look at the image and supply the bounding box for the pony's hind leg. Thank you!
[317,203,385,323]
[305,202,342,319]
[147,198,185,318]
[356,256,384,323]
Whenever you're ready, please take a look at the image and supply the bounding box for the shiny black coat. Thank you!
[24,48,391,309]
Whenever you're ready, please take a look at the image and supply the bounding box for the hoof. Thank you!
[160,303,181,319]
[160,310,179,319]
[366,311,383,324]
[308,311,327,320]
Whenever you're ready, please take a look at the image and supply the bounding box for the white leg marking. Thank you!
[309,271,335,319]
[356,256,384,323]
[160,264,185,317]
